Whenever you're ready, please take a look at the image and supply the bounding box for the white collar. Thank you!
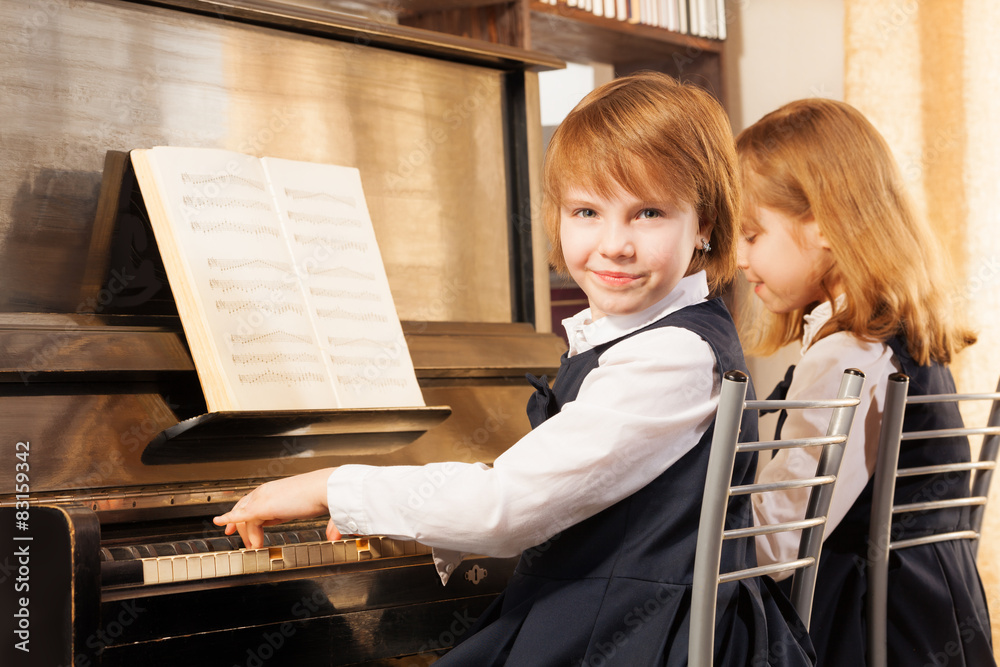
[801,294,846,352]
[562,271,710,356]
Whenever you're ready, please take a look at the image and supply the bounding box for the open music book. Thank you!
[131,146,424,412]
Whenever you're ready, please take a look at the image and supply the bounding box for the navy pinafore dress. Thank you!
[779,337,995,666]
[437,298,815,666]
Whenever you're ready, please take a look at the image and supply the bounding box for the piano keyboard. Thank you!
[100,530,432,586]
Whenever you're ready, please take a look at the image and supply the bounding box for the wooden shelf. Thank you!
[136,0,562,70]
[527,1,723,99]
[398,0,724,99]
[528,1,720,58]
[189,0,722,85]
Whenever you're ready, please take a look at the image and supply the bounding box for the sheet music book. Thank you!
[130,146,424,412]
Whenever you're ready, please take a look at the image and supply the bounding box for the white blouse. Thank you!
[752,300,900,575]
[326,272,720,584]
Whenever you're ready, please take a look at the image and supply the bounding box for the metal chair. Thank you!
[865,373,1000,667]
[690,368,865,666]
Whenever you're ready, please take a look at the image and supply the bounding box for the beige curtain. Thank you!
[846,0,1000,651]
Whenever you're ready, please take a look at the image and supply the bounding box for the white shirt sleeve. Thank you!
[327,325,719,583]
[753,332,897,576]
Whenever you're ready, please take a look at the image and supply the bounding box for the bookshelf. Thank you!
[399,0,726,102]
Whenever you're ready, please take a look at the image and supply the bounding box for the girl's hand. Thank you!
[213,468,335,549]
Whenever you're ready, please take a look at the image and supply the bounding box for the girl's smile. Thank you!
[559,185,703,320]
[592,270,642,286]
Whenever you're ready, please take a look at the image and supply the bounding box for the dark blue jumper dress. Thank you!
[780,337,995,666]
[437,298,815,666]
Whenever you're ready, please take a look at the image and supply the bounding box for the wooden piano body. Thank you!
[0,1,565,664]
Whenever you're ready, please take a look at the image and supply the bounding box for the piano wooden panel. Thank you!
[0,0,559,322]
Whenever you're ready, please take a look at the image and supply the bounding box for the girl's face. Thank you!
[737,206,834,313]
[559,184,702,320]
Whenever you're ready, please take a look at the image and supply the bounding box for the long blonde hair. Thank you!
[543,71,740,293]
[736,98,975,364]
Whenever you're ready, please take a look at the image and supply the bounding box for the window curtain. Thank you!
[846,0,1000,650]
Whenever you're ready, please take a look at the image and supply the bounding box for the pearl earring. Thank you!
[700,238,712,252]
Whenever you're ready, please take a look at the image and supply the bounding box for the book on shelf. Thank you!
[130,146,425,414]
[616,0,628,22]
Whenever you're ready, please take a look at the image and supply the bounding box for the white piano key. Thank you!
[171,556,188,582]
[307,544,321,566]
[331,541,346,563]
[216,553,231,577]
[201,554,216,578]
[187,555,202,580]
[229,552,243,575]
[366,537,382,559]
[282,546,298,570]
[319,542,334,565]
[380,538,396,557]
[243,550,258,574]
[298,545,313,567]
[142,559,159,584]
[158,558,173,583]
[295,544,313,566]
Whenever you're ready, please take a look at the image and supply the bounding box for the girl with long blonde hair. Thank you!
[737,98,992,666]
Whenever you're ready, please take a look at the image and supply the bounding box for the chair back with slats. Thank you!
[690,368,865,666]
[866,373,1000,667]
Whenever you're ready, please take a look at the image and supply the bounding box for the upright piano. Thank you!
[0,1,565,664]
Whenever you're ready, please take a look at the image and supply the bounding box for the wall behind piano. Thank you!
[0,0,513,323]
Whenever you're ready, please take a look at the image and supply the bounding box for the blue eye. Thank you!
[575,209,597,218]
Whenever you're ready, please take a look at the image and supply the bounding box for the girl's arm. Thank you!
[213,468,340,547]
[322,325,717,559]
[752,332,896,571]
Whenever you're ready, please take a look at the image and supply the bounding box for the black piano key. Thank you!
[207,536,241,551]
[297,529,323,542]
[134,544,158,558]
[101,559,144,587]
[189,539,211,553]
[108,546,142,561]
[171,541,194,555]
[152,543,177,556]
